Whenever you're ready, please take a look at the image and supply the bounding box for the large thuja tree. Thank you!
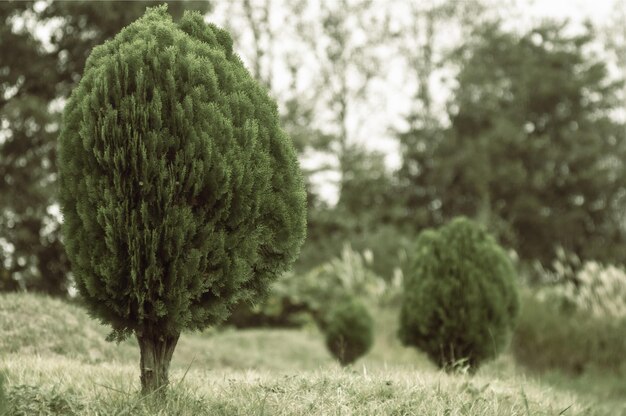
[58,6,306,394]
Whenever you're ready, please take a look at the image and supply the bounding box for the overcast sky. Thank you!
[527,0,617,22]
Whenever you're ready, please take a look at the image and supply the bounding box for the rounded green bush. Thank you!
[398,217,519,371]
[323,298,374,366]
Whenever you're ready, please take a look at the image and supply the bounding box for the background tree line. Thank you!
[2,0,625,295]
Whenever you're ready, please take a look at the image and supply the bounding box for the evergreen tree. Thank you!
[58,6,306,395]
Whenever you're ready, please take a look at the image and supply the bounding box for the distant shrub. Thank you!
[322,298,374,366]
[398,217,519,371]
[513,287,626,375]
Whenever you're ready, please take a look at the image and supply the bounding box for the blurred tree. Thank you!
[218,0,275,89]
[301,144,404,279]
[295,0,399,264]
[297,0,389,194]
[214,0,332,154]
[427,21,626,263]
[1,2,69,295]
[394,0,489,231]
[240,0,275,90]
[336,144,394,228]
[0,1,210,295]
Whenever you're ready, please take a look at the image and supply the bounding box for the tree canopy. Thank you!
[398,21,626,264]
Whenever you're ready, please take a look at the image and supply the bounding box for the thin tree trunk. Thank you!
[136,331,180,396]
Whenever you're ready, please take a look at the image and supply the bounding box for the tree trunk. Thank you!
[136,331,180,396]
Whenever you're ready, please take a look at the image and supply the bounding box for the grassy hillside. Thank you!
[1,293,624,415]
[0,293,135,364]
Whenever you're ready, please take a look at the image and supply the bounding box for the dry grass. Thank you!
[1,293,624,415]
[3,355,608,416]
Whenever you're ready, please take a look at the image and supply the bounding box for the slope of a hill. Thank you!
[0,293,624,415]
[0,293,135,363]
[0,293,331,371]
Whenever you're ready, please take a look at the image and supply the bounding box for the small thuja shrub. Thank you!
[398,217,519,372]
[322,298,374,366]
[58,6,306,395]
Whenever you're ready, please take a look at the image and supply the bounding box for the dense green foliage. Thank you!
[398,217,519,371]
[58,6,305,393]
[322,298,374,366]
[0,1,209,295]
[512,290,626,375]
[59,5,305,340]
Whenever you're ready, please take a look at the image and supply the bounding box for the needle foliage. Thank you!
[58,5,306,393]
[398,217,519,371]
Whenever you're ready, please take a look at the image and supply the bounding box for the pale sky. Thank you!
[527,0,617,22]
